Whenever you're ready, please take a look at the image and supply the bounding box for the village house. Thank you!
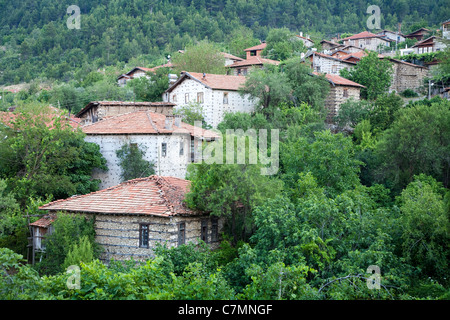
[243,42,267,59]
[222,52,245,66]
[305,51,357,75]
[443,19,450,39]
[163,71,256,128]
[35,175,224,263]
[117,63,175,87]
[387,58,429,94]
[76,101,176,125]
[29,215,56,264]
[296,32,314,48]
[317,73,365,123]
[341,31,392,52]
[377,30,406,43]
[81,110,219,189]
[227,56,280,76]
[405,28,432,41]
[320,40,342,52]
[411,36,447,54]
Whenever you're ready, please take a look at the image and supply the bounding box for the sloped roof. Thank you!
[323,73,366,88]
[406,28,431,36]
[30,214,56,228]
[307,51,358,65]
[342,31,387,41]
[228,56,280,68]
[411,36,438,47]
[166,71,248,92]
[118,64,173,80]
[244,43,267,52]
[81,110,219,139]
[39,176,197,217]
[0,106,81,130]
[222,52,244,61]
[76,101,176,118]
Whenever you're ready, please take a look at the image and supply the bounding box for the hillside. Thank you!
[0,0,448,85]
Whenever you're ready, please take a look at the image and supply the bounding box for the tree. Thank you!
[116,143,155,182]
[127,67,170,102]
[62,235,95,270]
[374,100,450,191]
[398,175,449,281]
[239,65,290,117]
[0,106,107,203]
[263,28,306,61]
[340,51,393,100]
[171,40,226,75]
[173,101,210,128]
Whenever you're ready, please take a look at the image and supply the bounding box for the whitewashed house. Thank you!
[163,72,256,128]
[296,32,314,48]
[82,110,219,189]
[117,63,176,87]
[377,30,406,43]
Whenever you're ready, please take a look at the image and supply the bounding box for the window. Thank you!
[190,137,195,162]
[331,65,337,73]
[172,94,177,103]
[343,89,349,98]
[179,141,184,156]
[161,142,167,157]
[178,222,185,246]
[139,224,149,248]
[197,92,204,104]
[223,92,229,104]
[242,68,248,76]
[201,220,208,243]
[237,68,241,75]
[185,93,189,103]
[211,218,218,242]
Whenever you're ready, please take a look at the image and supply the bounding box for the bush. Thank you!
[401,89,419,98]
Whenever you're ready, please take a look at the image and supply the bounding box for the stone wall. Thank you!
[56,212,224,263]
[325,85,361,123]
[390,62,429,94]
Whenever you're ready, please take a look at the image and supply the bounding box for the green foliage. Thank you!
[171,40,226,75]
[63,235,95,270]
[173,101,209,128]
[374,100,450,191]
[401,89,419,98]
[116,143,155,182]
[263,28,306,61]
[34,212,99,276]
[340,51,394,100]
[127,67,170,102]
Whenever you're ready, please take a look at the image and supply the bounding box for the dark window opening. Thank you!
[139,224,149,248]
[178,222,185,246]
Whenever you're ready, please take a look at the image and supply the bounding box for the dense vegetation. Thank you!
[0,0,449,301]
[0,0,449,85]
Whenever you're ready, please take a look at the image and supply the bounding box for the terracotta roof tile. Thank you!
[228,56,280,68]
[244,43,267,52]
[39,176,197,217]
[30,214,57,228]
[167,72,248,92]
[342,31,385,41]
[81,110,219,139]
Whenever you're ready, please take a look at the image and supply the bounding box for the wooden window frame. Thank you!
[161,142,167,157]
[178,222,186,246]
[223,92,229,105]
[197,92,204,104]
[201,220,208,243]
[139,223,150,248]
[211,217,219,242]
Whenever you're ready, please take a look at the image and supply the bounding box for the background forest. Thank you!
[0,0,449,301]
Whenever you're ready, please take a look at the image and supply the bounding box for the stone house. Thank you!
[377,30,406,43]
[296,33,314,48]
[36,175,224,263]
[243,42,267,59]
[306,51,357,75]
[76,101,176,126]
[443,19,450,40]
[341,31,392,51]
[317,73,365,123]
[163,71,256,128]
[29,215,56,264]
[227,56,280,76]
[387,58,429,94]
[320,40,342,52]
[117,64,175,87]
[82,110,219,189]
[405,28,431,41]
[412,36,447,54]
[222,52,245,66]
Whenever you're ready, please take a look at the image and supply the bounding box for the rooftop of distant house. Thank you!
[166,71,248,92]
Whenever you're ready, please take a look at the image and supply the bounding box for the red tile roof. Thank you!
[341,31,385,41]
[222,52,244,61]
[322,73,366,88]
[167,72,248,92]
[39,176,198,217]
[30,214,57,228]
[76,101,176,118]
[0,106,81,130]
[228,56,280,68]
[81,110,219,139]
[244,43,267,52]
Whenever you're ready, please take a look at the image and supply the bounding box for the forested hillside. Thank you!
[0,0,449,84]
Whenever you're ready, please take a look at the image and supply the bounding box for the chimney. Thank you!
[202,73,206,80]
[174,114,181,127]
[300,32,303,37]
[165,115,174,130]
